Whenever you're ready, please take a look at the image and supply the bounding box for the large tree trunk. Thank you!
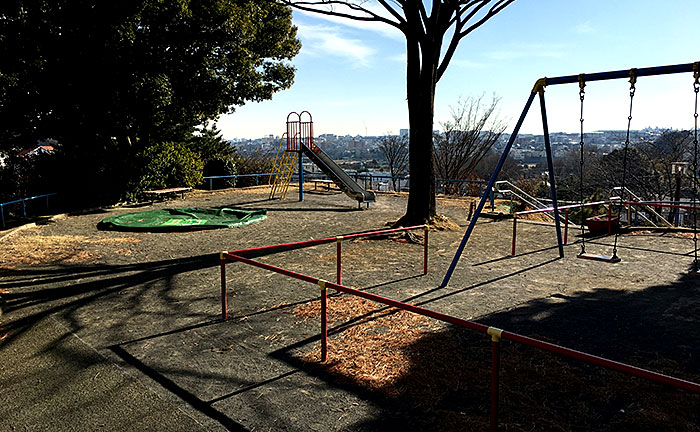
[396,35,439,226]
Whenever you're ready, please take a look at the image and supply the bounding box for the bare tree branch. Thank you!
[282,1,404,29]
[377,133,409,191]
[437,0,513,80]
[433,94,506,190]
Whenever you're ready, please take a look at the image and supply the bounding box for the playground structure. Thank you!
[443,61,700,285]
[269,111,376,207]
[218,62,700,430]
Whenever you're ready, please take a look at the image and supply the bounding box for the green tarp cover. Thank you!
[98,208,266,231]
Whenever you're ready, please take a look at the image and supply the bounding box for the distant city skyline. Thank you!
[217,1,700,140]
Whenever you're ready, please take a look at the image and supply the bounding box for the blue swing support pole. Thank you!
[441,90,539,287]
[440,61,699,287]
[538,88,565,258]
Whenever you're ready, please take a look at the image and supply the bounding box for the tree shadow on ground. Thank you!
[0,254,218,348]
[272,270,700,431]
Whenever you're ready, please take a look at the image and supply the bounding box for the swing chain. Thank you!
[612,69,638,260]
[578,74,586,255]
[693,63,700,271]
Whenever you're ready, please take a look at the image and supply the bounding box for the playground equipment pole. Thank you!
[320,280,328,362]
[336,236,343,284]
[423,226,429,275]
[442,62,700,287]
[441,90,538,287]
[220,252,227,321]
[538,89,565,257]
[299,152,304,202]
[488,328,502,432]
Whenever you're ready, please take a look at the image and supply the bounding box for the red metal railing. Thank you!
[512,200,609,255]
[219,225,700,431]
[220,225,428,320]
[511,199,700,255]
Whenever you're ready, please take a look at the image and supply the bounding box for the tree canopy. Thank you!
[0,0,300,201]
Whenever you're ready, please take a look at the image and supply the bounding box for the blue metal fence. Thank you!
[0,193,57,228]
[203,173,274,190]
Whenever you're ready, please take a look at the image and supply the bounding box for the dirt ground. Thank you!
[1,185,700,431]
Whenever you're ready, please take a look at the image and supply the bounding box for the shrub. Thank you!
[203,156,237,189]
[129,141,203,200]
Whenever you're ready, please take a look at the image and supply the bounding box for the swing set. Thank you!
[442,61,700,287]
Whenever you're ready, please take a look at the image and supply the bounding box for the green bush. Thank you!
[129,141,203,200]
[203,156,237,189]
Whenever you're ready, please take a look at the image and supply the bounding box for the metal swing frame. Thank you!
[442,61,700,287]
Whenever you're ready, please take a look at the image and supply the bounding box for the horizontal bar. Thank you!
[621,201,700,211]
[501,330,700,393]
[517,199,700,216]
[226,251,700,394]
[437,178,489,184]
[543,62,698,88]
[224,225,425,258]
[203,173,274,180]
[224,252,489,335]
[517,200,609,215]
[0,193,57,207]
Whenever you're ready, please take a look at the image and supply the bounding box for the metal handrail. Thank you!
[0,192,57,228]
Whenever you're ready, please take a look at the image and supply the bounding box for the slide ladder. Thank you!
[269,134,297,200]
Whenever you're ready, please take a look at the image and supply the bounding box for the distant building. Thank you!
[399,129,409,137]
[18,143,54,158]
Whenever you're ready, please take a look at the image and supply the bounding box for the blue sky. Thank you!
[217,1,700,139]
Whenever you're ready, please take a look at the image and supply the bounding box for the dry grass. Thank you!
[290,295,700,431]
[293,295,446,396]
[0,229,140,266]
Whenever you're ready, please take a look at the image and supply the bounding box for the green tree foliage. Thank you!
[204,157,237,189]
[189,125,236,162]
[132,141,203,199]
[0,0,300,202]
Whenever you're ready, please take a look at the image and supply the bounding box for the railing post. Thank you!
[22,200,26,218]
[319,280,328,362]
[564,209,569,245]
[511,217,517,256]
[488,327,503,432]
[0,204,4,228]
[220,252,228,321]
[336,236,343,284]
[423,225,429,275]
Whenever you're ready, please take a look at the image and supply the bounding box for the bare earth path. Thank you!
[1,185,699,431]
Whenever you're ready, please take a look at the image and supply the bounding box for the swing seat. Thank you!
[577,252,621,263]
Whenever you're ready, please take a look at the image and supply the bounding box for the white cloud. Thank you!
[487,43,567,61]
[451,59,488,69]
[297,23,376,67]
[575,21,595,34]
[294,5,404,41]
[388,53,406,63]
